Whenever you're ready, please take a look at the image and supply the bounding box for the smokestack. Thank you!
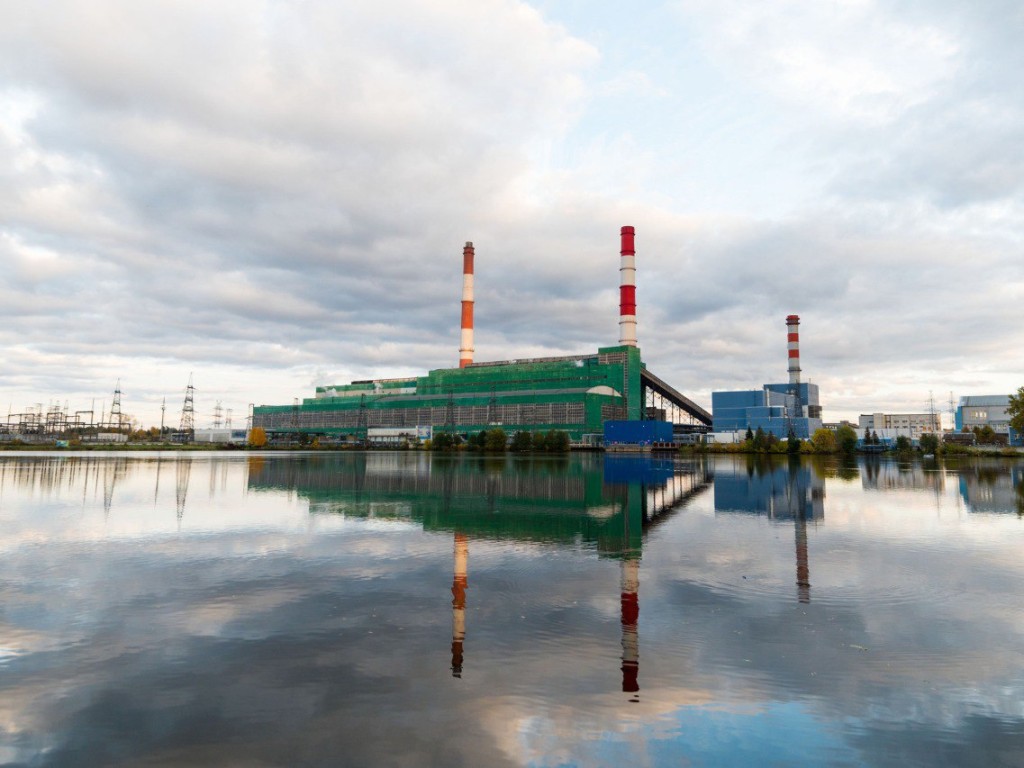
[459,242,475,368]
[619,226,637,347]
[786,314,801,386]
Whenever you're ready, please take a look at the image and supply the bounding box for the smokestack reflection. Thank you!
[621,557,640,699]
[451,532,468,677]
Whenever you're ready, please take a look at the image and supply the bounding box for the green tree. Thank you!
[894,435,912,454]
[745,426,754,442]
[510,431,533,452]
[544,430,570,453]
[787,428,801,454]
[532,431,548,452]
[752,426,766,453]
[811,428,836,453]
[871,430,879,445]
[864,426,872,445]
[484,428,508,452]
[919,433,939,455]
[836,424,858,454]
[1008,386,1024,434]
[974,425,997,444]
[432,432,454,450]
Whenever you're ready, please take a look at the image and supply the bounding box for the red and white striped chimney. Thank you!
[459,242,475,368]
[786,314,801,386]
[619,226,637,347]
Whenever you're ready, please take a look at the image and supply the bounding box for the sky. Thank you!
[1,0,1022,429]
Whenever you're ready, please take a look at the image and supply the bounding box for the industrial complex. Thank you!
[252,228,712,446]
[710,315,824,440]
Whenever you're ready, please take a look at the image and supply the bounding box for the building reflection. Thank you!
[957,463,1024,514]
[713,456,824,603]
[860,458,945,493]
[247,452,712,698]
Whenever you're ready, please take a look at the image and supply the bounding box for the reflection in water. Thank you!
[958,463,1024,514]
[451,532,467,677]
[714,456,824,603]
[175,456,192,521]
[1,452,1023,766]
[249,453,713,701]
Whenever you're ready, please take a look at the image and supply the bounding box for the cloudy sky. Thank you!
[1,0,1021,428]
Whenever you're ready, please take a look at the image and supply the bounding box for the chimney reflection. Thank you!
[620,556,640,700]
[451,532,468,677]
[715,457,824,604]
[795,513,810,604]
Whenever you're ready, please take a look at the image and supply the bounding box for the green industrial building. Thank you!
[252,227,711,444]
[252,345,644,444]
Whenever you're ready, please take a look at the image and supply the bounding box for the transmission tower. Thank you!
[487,384,497,425]
[357,394,368,442]
[213,400,223,429]
[160,398,166,436]
[445,390,456,435]
[110,380,123,431]
[225,409,232,429]
[948,392,956,431]
[179,374,195,437]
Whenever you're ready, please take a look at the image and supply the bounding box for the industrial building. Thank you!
[253,229,712,444]
[710,315,824,440]
[956,395,1022,445]
[857,412,941,440]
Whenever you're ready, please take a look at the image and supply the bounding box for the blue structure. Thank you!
[604,420,673,447]
[712,382,823,440]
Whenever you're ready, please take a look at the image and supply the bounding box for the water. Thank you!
[0,451,1022,767]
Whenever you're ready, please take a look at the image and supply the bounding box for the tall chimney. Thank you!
[619,226,637,347]
[787,314,802,420]
[786,314,801,385]
[459,242,475,368]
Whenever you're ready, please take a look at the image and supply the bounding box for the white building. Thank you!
[858,413,941,439]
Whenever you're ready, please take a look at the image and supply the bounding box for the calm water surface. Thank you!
[0,451,1022,767]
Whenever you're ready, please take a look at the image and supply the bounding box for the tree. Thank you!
[836,424,858,454]
[895,435,912,454]
[974,425,997,444]
[787,428,801,454]
[745,426,754,442]
[871,430,879,445]
[752,426,766,453]
[248,427,267,448]
[864,426,872,445]
[544,430,570,453]
[811,428,836,453]
[432,432,454,450]
[483,428,508,452]
[1008,387,1024,434]
[510,431,533,452]
[919,433,939,455]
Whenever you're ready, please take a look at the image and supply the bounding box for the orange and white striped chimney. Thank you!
[619,226,637,347]
[459,242,475,368]
[786,314,801,386]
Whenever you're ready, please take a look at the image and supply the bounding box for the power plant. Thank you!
[252,227,712,445]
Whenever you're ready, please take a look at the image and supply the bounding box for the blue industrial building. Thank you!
[712,382,823,440]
